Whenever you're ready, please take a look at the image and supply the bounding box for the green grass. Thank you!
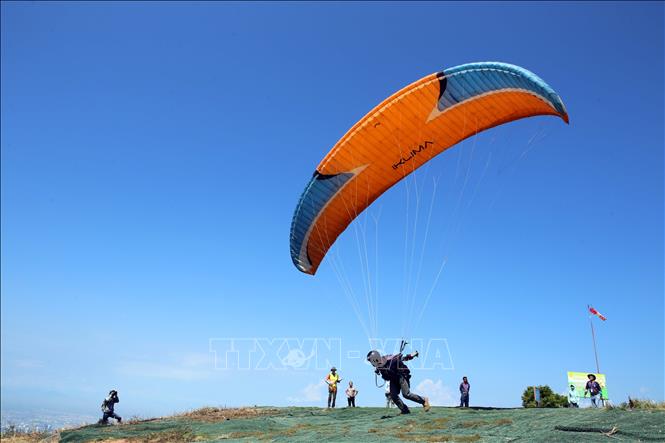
[58,406,665,442]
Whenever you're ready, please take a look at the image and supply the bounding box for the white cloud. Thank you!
[117,353,214,381]
[287,381,327,403]
[181,353,214,368]
[416,378,454,406]
[13,359,45,369]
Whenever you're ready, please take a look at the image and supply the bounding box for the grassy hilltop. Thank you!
[47,405,665,442]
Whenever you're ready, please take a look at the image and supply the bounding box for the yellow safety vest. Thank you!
[327,373,340,390]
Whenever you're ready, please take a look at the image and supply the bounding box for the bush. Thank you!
[522,385,568,408]
[617,398,665,410]
[0,424,54,442]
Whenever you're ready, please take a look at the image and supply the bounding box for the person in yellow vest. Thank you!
[325,367,343,408]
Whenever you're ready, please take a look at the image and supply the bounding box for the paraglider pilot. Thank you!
[367,348,430,414]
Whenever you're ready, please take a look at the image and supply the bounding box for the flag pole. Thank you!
[588,304,605,407]
[588,304,601,374]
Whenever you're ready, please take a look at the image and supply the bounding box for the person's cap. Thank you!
[570,384,575,388]
[587,374,596,380]
[331,367,337,371]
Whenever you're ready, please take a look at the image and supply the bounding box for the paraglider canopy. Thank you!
[290,62,568,275]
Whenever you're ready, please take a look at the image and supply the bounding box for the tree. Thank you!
[522,385,568,408]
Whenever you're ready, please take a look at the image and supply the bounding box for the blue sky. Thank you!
[1,2,663,420]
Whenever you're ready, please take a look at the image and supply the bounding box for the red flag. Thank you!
[589,306,607,321]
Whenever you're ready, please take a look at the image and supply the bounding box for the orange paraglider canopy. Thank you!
[290,62,568,275]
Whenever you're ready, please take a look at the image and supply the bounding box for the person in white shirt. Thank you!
[567,384,579,408]
[345,381,358,407]
[385,381,394,408]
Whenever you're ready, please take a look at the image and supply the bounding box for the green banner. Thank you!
[567,371,608,399]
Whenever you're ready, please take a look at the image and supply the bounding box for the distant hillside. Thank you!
[50,406,665,442]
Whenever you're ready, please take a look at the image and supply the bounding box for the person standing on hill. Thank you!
[385,381,394,408]
[345,381,358,407]
[567,384,579,408]
[325,367,342,408]
[99,390,122,425]
[459,376,470,408]
[585,374,602,407]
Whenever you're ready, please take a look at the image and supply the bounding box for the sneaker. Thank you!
[423,397,431,412]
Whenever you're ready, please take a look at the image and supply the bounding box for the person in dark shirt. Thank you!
[367,349,430,414]
[459,376,470,408]
[99,390,121,424]
[584,374,602,407]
